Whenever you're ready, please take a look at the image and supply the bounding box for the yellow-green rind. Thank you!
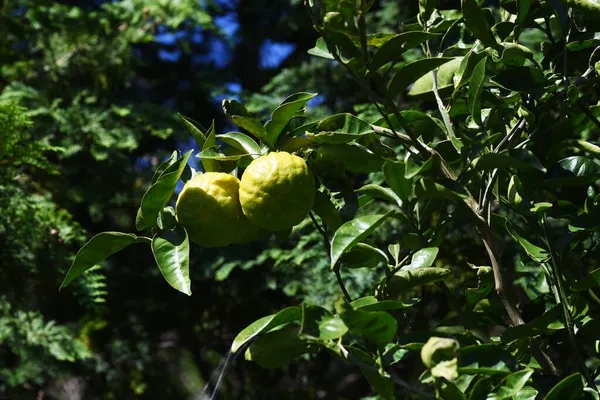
[176,172,250,247]
[239,152,316,232]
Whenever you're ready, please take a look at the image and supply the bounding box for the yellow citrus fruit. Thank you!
[176,172,255,247]
[239,152,316,231]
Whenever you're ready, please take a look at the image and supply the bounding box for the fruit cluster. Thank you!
[176,152,315,247]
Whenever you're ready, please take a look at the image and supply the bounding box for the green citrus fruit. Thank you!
[176,172,254,247]
[239,152,316,231]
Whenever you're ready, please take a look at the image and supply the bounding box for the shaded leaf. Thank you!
[350,296,420,311]
[468,57,487,126]
[356,184,402,208]
[245,325,310,368]
[459,344,518,376]
[341,308,397,344]
[543,373,584,400]
[388,57,456,96]
[571,268,600,292]
[473,149,546,172]
[383,161,413,201]
[308,37,335,59]
[462,0,498,48]
[347,346,396,400]
[312,190,343,231]
[487,369,534,400]
[179,114,207,148]
[371,31,440,70]
[387,267,451,295]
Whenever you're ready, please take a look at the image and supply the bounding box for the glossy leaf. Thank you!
[197,146,251,161]
[545,156,600,187]
[311,113,374,143]
[461,0,498,48]
[136,150,192,231]
[468,57,487,126]
[245,325,310,368]
[231,306,301,353]
[383,161,413,201]
[61,232,150,289]
[371,31,440,70]
[543,373,584,400]
[330,212,392,269]
[152,225,191,295]
[388,57,455,96]
[264,92,317,147]
[356,184,402,208]
[178,114,207,148]
[216,132,262,159]
[487,369,534,400]
[406,247,439,268]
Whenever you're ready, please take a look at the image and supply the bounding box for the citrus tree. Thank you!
[61,0,600,398]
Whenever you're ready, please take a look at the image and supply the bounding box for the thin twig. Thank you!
[334,263,353,303]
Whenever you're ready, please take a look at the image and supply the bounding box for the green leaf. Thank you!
[341,308,397,344]
[383,161,413,201]
[505,220,549,263]
[465,265,493,305]
[502,305,563,342]
[201,125,220,173]
[152,151,178,184]
[341,242,389,269]
[406,247,439,268]
[245,325,310,368]
[178,114,207,148]
[371,31,440,70]
[419,0,437,21]
[264,92,317,147]
[216,132,262,159]
[311,113,374,143]
[409,57,463,96]
[386,267,451,296]
[545,156,600,187]
[347,346,396,400]
[468,57,487,126]
[152,225,190,295]
[60,232,150,290]
[388,57,456,96]
[136,150,193,231]
[438,380,466,400]
[459,344,518,376]
[222,100,268,143]
[330,212,392,269]
[197,146,251,161]
[543,373,584,400]
[300,304,348,341]
[231,307,301,353]
[350,296,420,311]
[356,184,402,208]
[487,369,534,400]
[421,336,460,381]
[492,67,549,92]
[571,268,600,291]
[312,190,343,231]
[415,177,468,200]
[307,37,335,59]
[461,0,498,48]
[472,149,546,172]
[516,0,532,25]
[405,156,438,179]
